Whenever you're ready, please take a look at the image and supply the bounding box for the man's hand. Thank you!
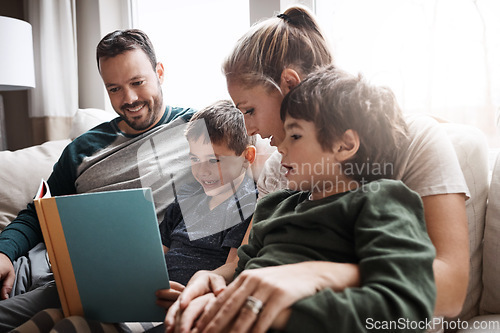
[156,281,185,309]
[0,253,15,299]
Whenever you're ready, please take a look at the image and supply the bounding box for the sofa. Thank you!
[0,108,115,231]
[441,123,500,333]
[0,109,499,332]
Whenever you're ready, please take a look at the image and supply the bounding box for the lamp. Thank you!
[0,16,36,149]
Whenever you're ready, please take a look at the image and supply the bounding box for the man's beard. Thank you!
[121,89,163,132]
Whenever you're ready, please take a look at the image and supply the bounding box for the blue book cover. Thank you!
[35,186,170,322]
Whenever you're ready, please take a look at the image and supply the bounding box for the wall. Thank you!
[249,0,315,24]
[76,0,106,111]
[76,0,131,113]
[250,0,279,24]
[0,1,33,150]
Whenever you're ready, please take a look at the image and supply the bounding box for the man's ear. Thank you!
[156,62,165,84]
[243,145,257,164]
[335,129,360,162]
[279,68,301,95]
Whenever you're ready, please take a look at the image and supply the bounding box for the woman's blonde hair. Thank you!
[223,5,334,93]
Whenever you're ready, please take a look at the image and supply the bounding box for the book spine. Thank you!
[35,198,83,317]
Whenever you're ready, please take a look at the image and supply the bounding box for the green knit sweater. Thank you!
[236,179,436,333]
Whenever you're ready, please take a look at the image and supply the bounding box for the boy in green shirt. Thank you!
[167,66,436,333]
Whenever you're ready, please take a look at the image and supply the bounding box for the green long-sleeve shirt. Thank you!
[0,106,195,262]
[236,179,436,333]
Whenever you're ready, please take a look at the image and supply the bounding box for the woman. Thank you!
[162,5,469,333]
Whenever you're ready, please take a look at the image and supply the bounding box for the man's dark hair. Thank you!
[281,65,409,182]
[185,100,255,155]
[96,29,157,71]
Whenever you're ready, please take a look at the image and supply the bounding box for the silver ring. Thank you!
[244,296,263,315]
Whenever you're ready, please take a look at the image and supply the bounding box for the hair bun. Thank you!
[277,13,292,23]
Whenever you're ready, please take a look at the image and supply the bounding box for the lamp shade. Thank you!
[0,16,35,91]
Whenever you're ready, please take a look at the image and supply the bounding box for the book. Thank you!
[34,180,170,322]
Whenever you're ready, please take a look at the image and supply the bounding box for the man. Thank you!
[0,29,194,331]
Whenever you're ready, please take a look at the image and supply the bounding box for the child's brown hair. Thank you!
[185,100,255,155]
[281,66,409,182]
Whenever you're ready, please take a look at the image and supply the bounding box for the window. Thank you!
[315,0,500,149]
[133,0,250,110]
[134,0,500,151]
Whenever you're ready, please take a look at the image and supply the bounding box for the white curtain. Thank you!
[27,0,78,142]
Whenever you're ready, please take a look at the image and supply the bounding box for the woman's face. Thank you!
[227,81,286,147]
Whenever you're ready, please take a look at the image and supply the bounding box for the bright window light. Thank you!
[134,0,250,110]
[135,0,499,148]
[316,0,500,147]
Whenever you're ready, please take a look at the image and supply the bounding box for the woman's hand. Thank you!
[156,281,185,309]
[196,262,360,333]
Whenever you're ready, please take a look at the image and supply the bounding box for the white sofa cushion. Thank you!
[69,108,115,140]
[480,153,500,315]
[442,123,489,322]
[0,108,113,231]
[0,139,71,230]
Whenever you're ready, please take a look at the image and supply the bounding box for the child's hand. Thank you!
[165,270,227,333]
[166,292,217,333]
[156,281,185,309]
